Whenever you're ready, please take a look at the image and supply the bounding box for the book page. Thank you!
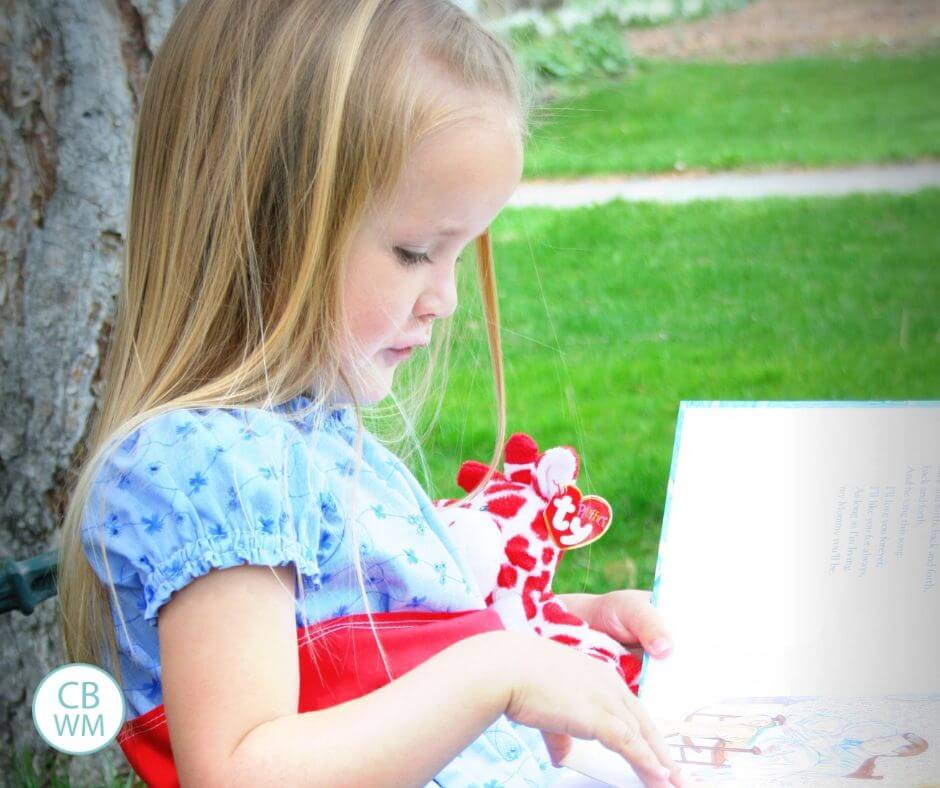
[560,402,940,787]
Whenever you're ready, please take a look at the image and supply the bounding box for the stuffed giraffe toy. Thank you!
[434,432,643,694]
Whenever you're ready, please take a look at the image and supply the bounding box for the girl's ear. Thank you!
[534,446,580,499]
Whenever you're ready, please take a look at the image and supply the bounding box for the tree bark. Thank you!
[0,0,182,782]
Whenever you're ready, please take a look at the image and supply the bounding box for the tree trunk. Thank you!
[0,0,182,782]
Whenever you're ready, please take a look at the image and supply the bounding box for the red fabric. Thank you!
[117,607,504,788]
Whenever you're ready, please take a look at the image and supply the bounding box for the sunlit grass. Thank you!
[525,53,940,176]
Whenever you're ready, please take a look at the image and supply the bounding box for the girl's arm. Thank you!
[158,562,512,788]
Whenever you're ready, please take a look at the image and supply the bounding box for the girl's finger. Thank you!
[619,690,682,783]
[605,590,672,658]
[541,730,572,768]
[600,713,672,787]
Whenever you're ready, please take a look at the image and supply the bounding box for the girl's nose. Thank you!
[416,263,458,321]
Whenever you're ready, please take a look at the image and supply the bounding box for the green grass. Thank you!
[10,742,143,787]
[524,52,940,176]
[417,191,940,595]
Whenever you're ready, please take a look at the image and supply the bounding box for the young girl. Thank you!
[57,1,683,785]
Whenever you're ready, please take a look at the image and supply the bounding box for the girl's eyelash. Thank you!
[395,247,432,266]
[394,248,464,266]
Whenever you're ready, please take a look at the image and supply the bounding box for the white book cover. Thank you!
[556,401,940,787]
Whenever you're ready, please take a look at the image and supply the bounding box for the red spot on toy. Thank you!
[550,634,581,647]
[508,468,533,484]
[523,571,550,597]
[529,510,549,541]
[523,595,536,619]
[620,653,643,692]
[497,564,518,589]
[487,493,526,519]
[505,535,537,571]
[542,601,585,627]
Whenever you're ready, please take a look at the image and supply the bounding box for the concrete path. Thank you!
[509,162,940,208]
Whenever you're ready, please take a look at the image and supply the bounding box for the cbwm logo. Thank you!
[33,664,126,755]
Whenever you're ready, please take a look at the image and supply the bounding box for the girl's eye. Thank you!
[394,247,432,266]
[394,248,465,267]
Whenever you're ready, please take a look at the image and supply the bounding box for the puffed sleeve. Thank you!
[80,407,325,623]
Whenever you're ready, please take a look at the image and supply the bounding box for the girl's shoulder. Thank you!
[98,397,360,486]
[80,398,356,623]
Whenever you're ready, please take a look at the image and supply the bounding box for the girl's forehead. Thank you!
[379,110,523,238]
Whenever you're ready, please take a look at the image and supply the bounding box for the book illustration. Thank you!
[660,694,937,785]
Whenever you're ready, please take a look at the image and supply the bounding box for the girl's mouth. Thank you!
[384,346,414,362]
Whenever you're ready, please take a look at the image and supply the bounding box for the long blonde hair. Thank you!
[58,0,532,691]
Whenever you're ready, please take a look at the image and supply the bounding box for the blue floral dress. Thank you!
[81,394,570,786]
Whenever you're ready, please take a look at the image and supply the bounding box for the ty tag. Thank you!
[543,484,613,550]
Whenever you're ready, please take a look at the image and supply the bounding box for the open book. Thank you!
[556,401,940,787]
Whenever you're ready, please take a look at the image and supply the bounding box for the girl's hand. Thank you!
[557,589,673,659]
[494,630,684,788]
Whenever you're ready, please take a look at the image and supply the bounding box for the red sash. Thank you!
[116,608,504,787]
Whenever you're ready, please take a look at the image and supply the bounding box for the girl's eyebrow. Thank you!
[432,222,466,237]
[398,222,466,240]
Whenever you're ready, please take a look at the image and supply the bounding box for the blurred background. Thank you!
[2,0,939,784]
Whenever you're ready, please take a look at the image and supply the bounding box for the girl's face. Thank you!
[338,99,523,405]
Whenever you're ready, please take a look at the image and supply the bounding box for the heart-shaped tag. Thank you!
[543,484,613,550]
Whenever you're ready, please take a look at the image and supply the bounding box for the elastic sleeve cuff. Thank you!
[143,529,323,622]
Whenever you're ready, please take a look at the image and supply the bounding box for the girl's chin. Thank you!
[355,370,396,406]
[338,346,420,404]
[327,371,391,407]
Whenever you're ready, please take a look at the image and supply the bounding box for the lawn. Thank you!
[524,52,940,176]
[414,190,940,596]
